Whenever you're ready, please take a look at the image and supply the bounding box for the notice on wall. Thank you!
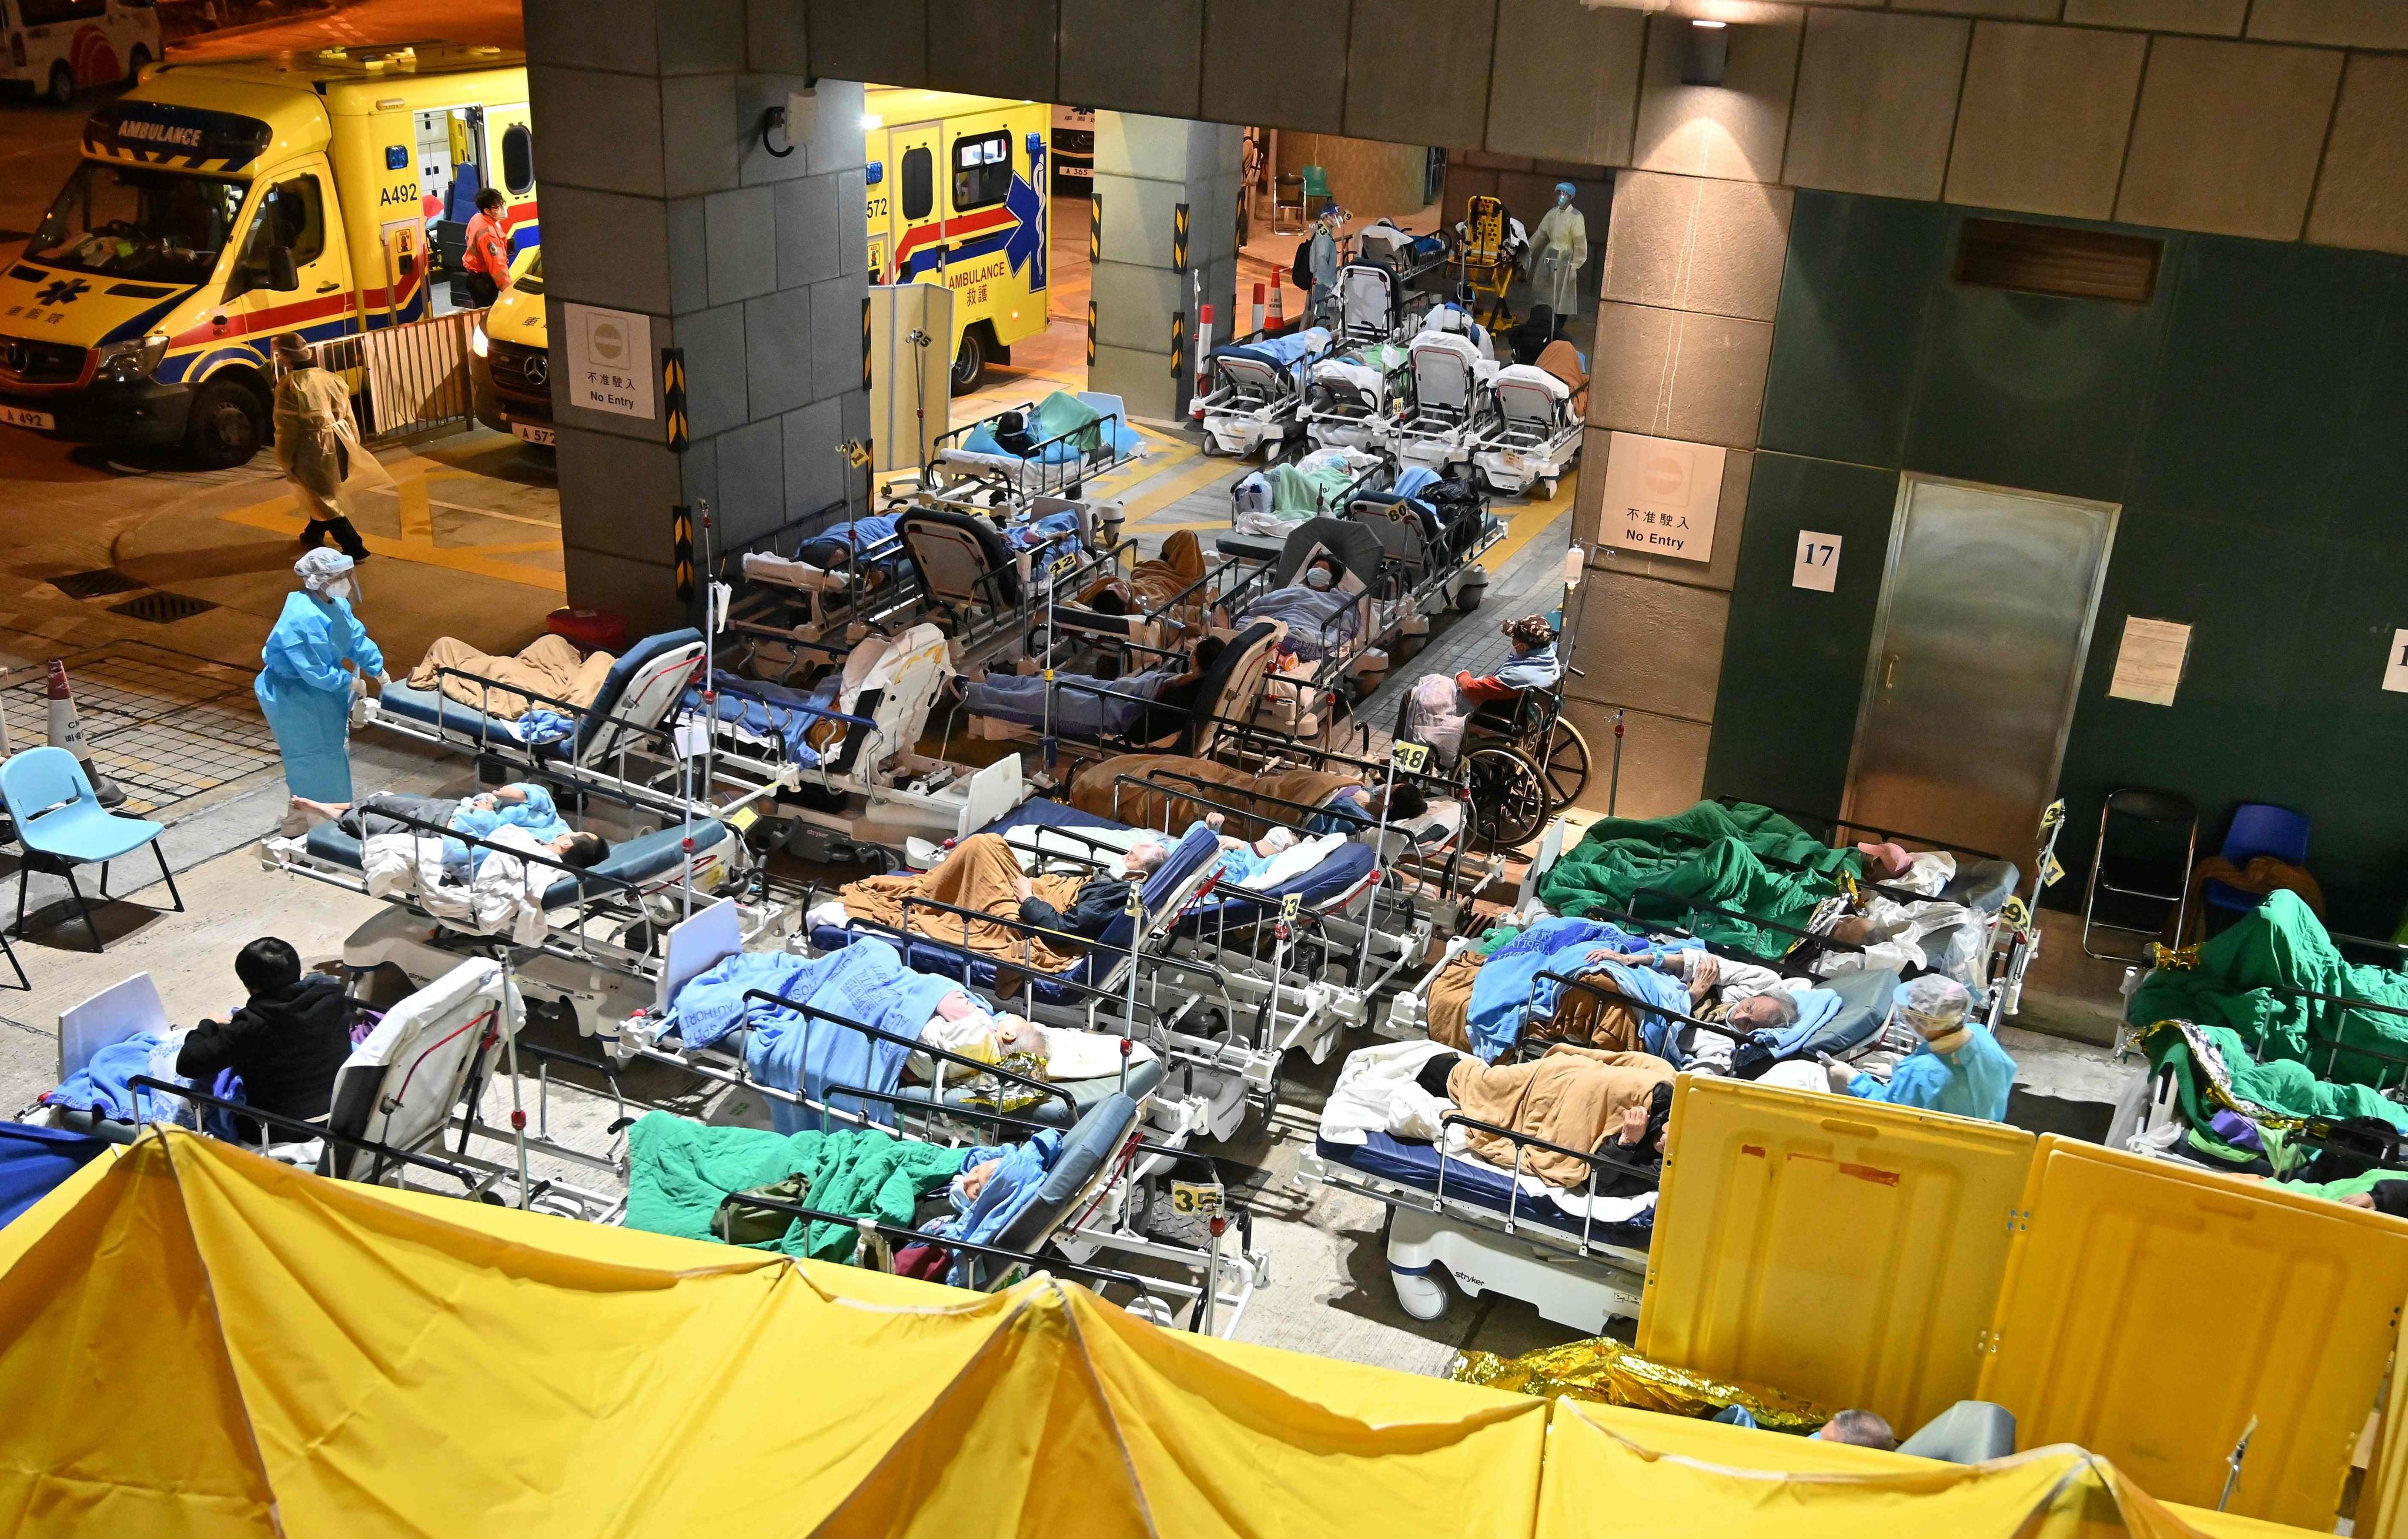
[1599,431,1723,564]
[563,303,655,420]
[2106,616,2192,707]
[2385,630,2408,694]
[1792,530,1841,592]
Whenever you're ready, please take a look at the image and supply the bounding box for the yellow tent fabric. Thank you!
[0,1130,2342,1538]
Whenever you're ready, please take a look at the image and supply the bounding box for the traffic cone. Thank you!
[46,660,125,807]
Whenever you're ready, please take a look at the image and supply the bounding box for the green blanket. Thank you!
[1534,802,1861,961]
[2145,1021,2408,1136]
[623,1112,964,1263]
[2129,891,2408,1086]
[1028,390,1104,456]
[1268,457,1361,516]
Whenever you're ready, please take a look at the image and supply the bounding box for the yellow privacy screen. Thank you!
[1640,1075,2036,1434]
[1980,1136,2408,1530]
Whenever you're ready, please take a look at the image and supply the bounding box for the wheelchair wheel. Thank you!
[1540,718,1591,810]
[1465,745,1548,849]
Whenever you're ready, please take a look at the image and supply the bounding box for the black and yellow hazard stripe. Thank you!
[1173,202,1189,275]
[662,347,689,453]
[672,504,695,601]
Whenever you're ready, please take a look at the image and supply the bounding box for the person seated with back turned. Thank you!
[1456,615,1562,703]
[175,937,356,1136]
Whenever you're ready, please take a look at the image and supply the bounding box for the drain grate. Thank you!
[50,568,144,600]
[108,591,220,624]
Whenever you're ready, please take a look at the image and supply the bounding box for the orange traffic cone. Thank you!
[46,660,125,807]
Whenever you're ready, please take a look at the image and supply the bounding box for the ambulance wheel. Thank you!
[124,46,150,85]
[949,329,986,395]
[44,63,74,106]
[185,377,265,469]
[1466,745,1547,849]
[1541,719,1591,811]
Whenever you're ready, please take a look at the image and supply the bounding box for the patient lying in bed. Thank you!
[408,633,616,721]
[828,830,1170,971]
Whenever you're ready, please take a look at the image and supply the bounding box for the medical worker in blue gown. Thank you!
[257,548,387,804]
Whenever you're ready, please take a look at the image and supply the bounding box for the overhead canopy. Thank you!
[0,1130,2329,1537]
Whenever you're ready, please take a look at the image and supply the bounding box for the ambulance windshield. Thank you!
[26,162,246,285]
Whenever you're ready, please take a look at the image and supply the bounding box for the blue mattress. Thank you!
[892,1051,1165,1128]
[306,815,732,909]
[983,798,1379,926]
[980,797,1126,837]
[1315,1131,1654,1249]
[377,681,570,755]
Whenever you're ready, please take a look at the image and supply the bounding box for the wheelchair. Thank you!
[1398,675,1590,852]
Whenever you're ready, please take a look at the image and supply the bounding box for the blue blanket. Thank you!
[941,1128,1063,1246]
[1741,987,1844,1062]
[667,942,959,1133]
[684,672,840,767]
[0,1123,107,1227]
[1467,919,1644,1060]
[797,514,901,566]
[43,1033,166,1122]
[1240,584,1359,661]
[1004,510,1084,554]
[966,665,1173,737]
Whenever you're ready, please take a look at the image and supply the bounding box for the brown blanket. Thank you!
[1447,1046,1677,1189]
[2175,855,2323,946]
[1068,754,1364,841]
[1427,949,1484,1052]
[1080,529,1205,615]
[839,833,1090,972]
[409,634,616,721]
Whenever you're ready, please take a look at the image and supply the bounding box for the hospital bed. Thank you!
[1469,362,1582,500]
[948,615,1289,775]
[1196,326,1331,460]
[615,898,1264,1330]
[362,627,717,818]
[927,392,1146,505]
[1094,768,1450,1069]
[1335,263,1425,346]
[891,495,1128,664]
[727,503,925,651]
[1296,1065,1659,1333]
[1299,346,1409,454]
[1391,330,1497,477]
[1351,219,1452,291]
[687,623,1031,853]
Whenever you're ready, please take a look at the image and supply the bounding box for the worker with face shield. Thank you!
[256,548,388,805]
[1525,182,1588,332]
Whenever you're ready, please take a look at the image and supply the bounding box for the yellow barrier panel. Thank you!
[1979,1136,2408,1529]
[1639,1075,2037,1434]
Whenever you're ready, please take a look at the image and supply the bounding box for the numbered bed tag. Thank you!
[1280,893,1302,924]
[1389,740,1430,775]
[1169,1179,1226,1217]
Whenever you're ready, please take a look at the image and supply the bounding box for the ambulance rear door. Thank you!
[888,120,945,293]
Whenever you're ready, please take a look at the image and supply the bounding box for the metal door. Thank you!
[1843,475,2116,865]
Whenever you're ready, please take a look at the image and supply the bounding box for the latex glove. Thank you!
[349,673,368,701]
[375,671,392,687]
[1825,1060,1859,1093]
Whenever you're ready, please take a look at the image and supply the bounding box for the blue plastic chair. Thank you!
[1,747,181,953]
[2202,802,2311,921]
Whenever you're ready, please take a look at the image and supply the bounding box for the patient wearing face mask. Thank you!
[1230,553,1362,663]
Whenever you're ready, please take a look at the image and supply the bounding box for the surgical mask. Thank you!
[1304,568,1335,591]
[1557,193,1572,208]
[326,577,355,604]
[1261,827,1298,854]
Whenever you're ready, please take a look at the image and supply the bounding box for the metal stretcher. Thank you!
[617,900,1264,1330]
[927,393,1145,505]
[1195,326,1330,460]
[1469,362,1581,500]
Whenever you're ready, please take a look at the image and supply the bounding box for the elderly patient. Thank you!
[1537,944,1803,1071]
[1414,1043,1678,1190]
[835,830,1171,974]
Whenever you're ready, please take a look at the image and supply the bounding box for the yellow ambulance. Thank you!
[0,42,537,466]
[863,88,1050,393]
[468,244,549,444]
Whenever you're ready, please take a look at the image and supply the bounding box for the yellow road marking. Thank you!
[425,498,563,531]
[1479,467,1579,574]
[1120,454,1237,523]
[221,494,566,592]
[395,476,433,543]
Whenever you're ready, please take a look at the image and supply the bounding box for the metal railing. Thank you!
[311,307,487,441]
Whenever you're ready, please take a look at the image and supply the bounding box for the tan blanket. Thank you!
[1068,754,1364,841]
[409,634,617,721]
[1427,949,1484,1052]
[840,832,1090,973]
[1447,1045,1676,1189]
[1079,529,1205,615]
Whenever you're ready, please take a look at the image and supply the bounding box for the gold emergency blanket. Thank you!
[1452,1336,1832,1432]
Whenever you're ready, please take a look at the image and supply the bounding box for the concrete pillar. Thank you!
[524,0,869,633]
[1565,169,1791,819]
[1088,112,1240,423]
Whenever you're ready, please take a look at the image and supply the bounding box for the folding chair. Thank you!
[2080,787,2195,962]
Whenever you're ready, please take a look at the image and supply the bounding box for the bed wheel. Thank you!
[1537,477,1558,501]
[1392,1266,1450,1321]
